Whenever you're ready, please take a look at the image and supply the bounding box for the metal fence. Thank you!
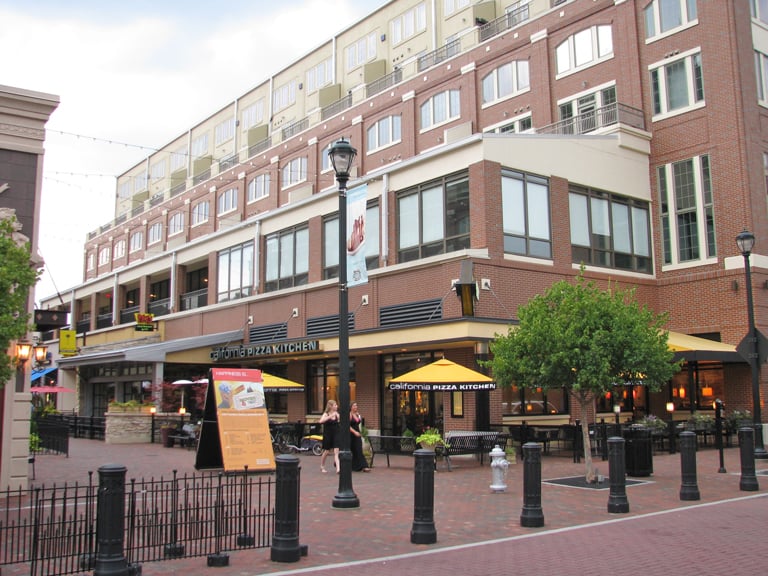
[0,469,276,575]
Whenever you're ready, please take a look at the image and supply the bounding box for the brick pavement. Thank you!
[16,438,768,575]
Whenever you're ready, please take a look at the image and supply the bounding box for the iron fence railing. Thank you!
[417,39,460,72]
[478,4,530,42]
[536,102,645,135]
[366,68,403,98]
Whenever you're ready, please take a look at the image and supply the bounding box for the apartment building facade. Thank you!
[41,0,767,437]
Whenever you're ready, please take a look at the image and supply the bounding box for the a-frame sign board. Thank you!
[194,368,275,472]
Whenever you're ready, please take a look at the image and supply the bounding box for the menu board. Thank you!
[195,367,275,472]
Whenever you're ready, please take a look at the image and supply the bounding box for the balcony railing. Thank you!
[479,4,530,42]
[180,288,208,311]
[170,181,186,197]
[148,298,170,317]
[119,305,140,325]
[366,68,403,98]
[248,137,272,157]
[417,39,460,72]
[218,153,238,172]
[96,313,112,330]
[282,117,309,140]
[321,94,353,121]
[149,191,165,206]
[193,168,211,186]
[76,319,90,334]
[536,103,645,136]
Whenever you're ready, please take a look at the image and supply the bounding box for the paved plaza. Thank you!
[13,437,768,575]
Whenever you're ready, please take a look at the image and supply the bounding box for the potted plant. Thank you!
[686,411,715,432]
[726,409,752,433]
[505,443,517,464]
[637,414,668,435]
[415,427,448,451]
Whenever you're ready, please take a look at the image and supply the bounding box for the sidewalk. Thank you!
[20,439,768,575]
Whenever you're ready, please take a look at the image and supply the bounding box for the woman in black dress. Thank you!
[319,400,340,473]
[350,402,371,472]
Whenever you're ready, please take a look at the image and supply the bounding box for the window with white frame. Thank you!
[558,85,617,134]
[398,172,469,262]
[118,180,131,200]
[485,115,533,134]
[217,240,254,302]
[149,160,166,182]
[241,100,265,130]
[217,188,237,214]
[191,200,209,226]
[502,169,551,259]
[87,253,95,271]
[264,226,309,292]
[391,2,426,45]
[168,212,184,236]
[134,170,147,192]
[307,57,333,91]
[323,215,340,280]
[658,155,716,265]
[170,146,187,173]
[148,222,163,245]
[247,173,270,202]
[420,89,461,131]
[214,118,235,146]
[756,51,768,104]
[481,60,530,105]
[445,0,470,15]
[367,115,402,152]
[113,240,126,260]
[650,49,704,119]
[281,157,308,188]
[364,201,380,271]
[273,80,297,113]
[129,231,143,253]
[555,25,613,76]
[345,34,377,71]
[191,133,209,158]
[754,0,768,24]
[98,247,110,266]
[644,0,697,40]
[569,186,652,273]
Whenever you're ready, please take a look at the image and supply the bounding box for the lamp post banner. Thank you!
[346,184,368,288]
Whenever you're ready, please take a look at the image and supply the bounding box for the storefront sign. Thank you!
[387,382,497,391]
[134,312,155,332]
[210,339,320,361]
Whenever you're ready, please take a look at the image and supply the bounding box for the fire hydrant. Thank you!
[489,444,509,492]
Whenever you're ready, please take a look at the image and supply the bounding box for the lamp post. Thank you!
[329,138,360,509]
[736,229,768,458]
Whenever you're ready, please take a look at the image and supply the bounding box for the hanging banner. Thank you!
[346,183,368,288]
[59,329,78,356]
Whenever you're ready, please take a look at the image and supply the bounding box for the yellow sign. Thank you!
[59,330,78,356]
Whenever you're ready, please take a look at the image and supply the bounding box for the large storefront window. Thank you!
[501,385,568,417]
[308,359,356,414]
[382,351,443,435]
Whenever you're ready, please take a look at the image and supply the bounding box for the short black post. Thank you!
[679,431,700,501]
[600,420,609,461]
[411,449,437,544]
[607,436,629,514]
[739,426,759,491]
[94,464,132,576]
[271,455,304,561]
[714,399,726,473]
[520,442,544,527]
[573,420,581,464]
[150,411,156,444]
[207,473,230,567]
[163,470,184,558]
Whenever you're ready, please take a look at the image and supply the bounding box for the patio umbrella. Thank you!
[387,358,496,391]
[30,386,75,393]
[194,374,304,392]
[171,379,196,407]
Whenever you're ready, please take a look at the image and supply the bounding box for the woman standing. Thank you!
[350,402,371,472]
[319,400,340,473]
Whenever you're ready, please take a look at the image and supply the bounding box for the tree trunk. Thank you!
[578,397,597,483]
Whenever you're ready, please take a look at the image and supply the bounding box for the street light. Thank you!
[329,138,360,509]
[736,229,768,458]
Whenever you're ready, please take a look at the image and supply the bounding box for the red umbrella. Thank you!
[30,386,75,393]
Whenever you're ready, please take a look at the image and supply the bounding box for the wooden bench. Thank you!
[439,431,506,471]
[366,435,417,468]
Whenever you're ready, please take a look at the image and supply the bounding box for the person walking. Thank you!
[319,400,340,473]
[350,402,371,472]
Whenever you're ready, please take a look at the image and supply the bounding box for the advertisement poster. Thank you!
[346,183,368,288]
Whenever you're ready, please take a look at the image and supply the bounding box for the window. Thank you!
[558,85,617,134]
[113,240,125,260]
[129,231,143,253]
[217,241,254,302]
[569,186,652,273]
[134,170,147,192]
[217,188,237,214]
[323,215,340,279]
[398,173,469,262]
[265,226,309,292]
[502,170,551,259]
[756,51,768,104]
[658,155,715,265]
[241,100,265,130]
[98,247,110,266]
[191,200,209,226]
[118,180,131,200]
[391,2,426,45]
[650,50,704,118]
[481,60,530,105]
[191,134,209,159]
[365,202,380,271]
[367,115,402,152]
[345,34,376,71]
[485,115,532,134]
[247,173,270,202]
[168,212,184,236]
[87,253,95,271]
[754,0,768,24]
[644,0,697,40]
[149,160,165,182]
[445,0,470,15]
[555,25,613,76]
[170,146,187,173]
[420,89,461,131]
[321,142,333,173]
[148,222,163,245]
[214,118,235,146]
[273,80,297,113]
[281,157,308,188]
[307,57,333,91]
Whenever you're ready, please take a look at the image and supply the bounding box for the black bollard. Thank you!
[94,464,133,576]
[271,454,304,561]
[411,449,437,544]
[573,420,581,464]
[678,431,700,501]
[600,420,609,461]
[738,427,760,491]
[520,442,544,527]
[607,437,629,514]
[714,399,726,473]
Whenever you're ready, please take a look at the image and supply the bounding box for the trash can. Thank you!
[623,426,653,477]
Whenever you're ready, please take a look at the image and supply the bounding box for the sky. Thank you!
[1,0,385,305]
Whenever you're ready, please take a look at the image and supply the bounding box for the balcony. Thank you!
[96,312,113,330]
[536,103,645,136]
[148,298,170,317]
[193,168,211,186]
[248,137,272,157]
[76,319,90,335]
[119,305,140,325]
[218,153,238,172]
[478,4,530,42]
[417,39,460,72]
[366,68,403,98]
[180,288,208,312]
[282,117,309,140]
[321,94,353,121]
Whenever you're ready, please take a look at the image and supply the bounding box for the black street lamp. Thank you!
[736,229,768,458]
[329,138,360,508]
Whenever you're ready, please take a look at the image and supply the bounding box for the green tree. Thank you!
[0,214,39,386]
[485,270,680,482]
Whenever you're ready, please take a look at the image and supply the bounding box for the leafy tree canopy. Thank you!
[0,214,39,386]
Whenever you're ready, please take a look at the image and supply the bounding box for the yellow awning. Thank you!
[666,331,742,362]
[388,358,495,391]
